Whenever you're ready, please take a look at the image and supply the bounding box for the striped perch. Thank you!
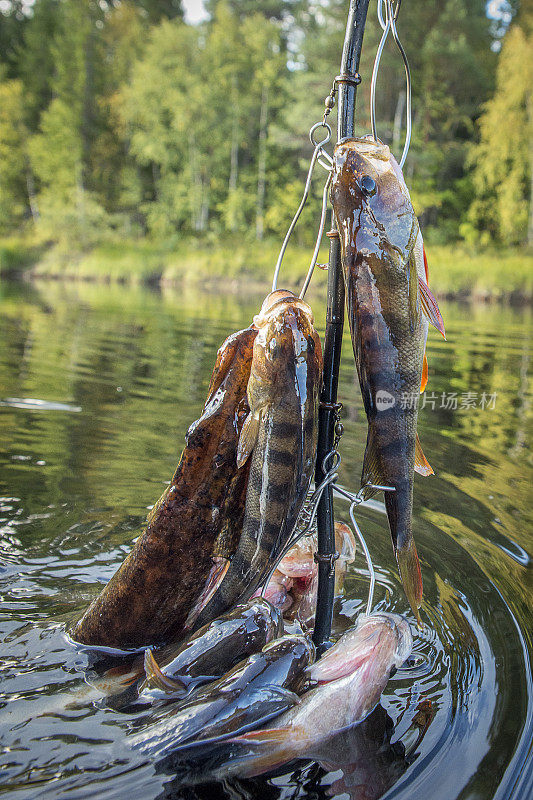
[331,136,445,625]
[191,290,323,629]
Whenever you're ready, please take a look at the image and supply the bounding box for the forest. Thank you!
[0,0,531,293]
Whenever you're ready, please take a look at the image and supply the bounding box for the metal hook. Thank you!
[271,121,332,294]
[371,0,412,168]
[310,121,332,149]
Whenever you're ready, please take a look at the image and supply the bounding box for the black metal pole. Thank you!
[313,0,370,654]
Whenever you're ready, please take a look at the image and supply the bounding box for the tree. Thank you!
[466,16,533,245]
[28,1,110,247]
[134,0,184,22]
[16,0,61,129]
[0,75,32,231]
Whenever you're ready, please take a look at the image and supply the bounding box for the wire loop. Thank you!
[309,121,332,149]
[371,0,412,168]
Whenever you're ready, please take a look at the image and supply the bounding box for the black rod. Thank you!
[313,0,370,653]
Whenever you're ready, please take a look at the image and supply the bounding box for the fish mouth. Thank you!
[343,135,390,160]
[357,612,413,665]
[254,302,314,331]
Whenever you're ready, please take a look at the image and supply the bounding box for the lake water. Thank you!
[0,279,531,800]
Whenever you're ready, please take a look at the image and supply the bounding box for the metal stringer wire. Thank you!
[260,446,394,619]
[370,0,412,168]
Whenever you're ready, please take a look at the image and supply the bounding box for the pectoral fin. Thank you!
[361,427,384,499]
[184,557,230,629]
[228,725,305,774]
[414,433,434,476]
[143,649,186,693]
[231,725,295,745]
[237,410,261,468]
[418,277,446,339]
[420,353,428,393]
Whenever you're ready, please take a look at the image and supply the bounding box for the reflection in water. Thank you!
[0,280,531,799]
[154,705,409,800]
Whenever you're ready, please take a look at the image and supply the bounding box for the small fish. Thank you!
[331,136,445,623]
[72,325,257,649]
[280,523,356,625]
[130,633,315,759]
[192,290,323,627]
[216,612,412,778]
[255,570,294,612]
[277,534,317,579]
[141,598,282,697]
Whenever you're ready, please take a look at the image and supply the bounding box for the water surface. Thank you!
[0,280,531,799]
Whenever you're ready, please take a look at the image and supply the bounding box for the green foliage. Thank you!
[0,76,29,231]
[467,18,532,245]
[0,0,530,257]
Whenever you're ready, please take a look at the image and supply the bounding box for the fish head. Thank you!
[262,633,316,680]
[354,612,413,668]
[306,611,412,684]
[277,535,317,579]
[237,597,284,639]
[331,136,418,268]
[251,292,321,402]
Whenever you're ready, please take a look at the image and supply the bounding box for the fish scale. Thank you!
[331,136,442,623]
[192,293,322,629]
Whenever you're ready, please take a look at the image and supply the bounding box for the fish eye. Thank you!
[360,175,377,197]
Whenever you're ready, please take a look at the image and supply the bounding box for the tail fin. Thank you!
[396,540,423,628]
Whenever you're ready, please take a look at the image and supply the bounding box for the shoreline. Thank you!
[2,237,532,304]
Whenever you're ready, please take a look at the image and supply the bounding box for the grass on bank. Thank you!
[1,234,532,301]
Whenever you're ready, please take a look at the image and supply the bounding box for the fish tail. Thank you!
[384,482,423,626]
[396,539,423,627]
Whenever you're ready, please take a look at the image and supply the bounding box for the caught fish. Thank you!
[257,570,294,612]
[290,522,356,625]
[192,290,323,627]
[330,136,445,623]
[71,325,257,649]
[215,612,412,778]
[130,634,315,759]
[255,522,356,622]
[141,598,282,697]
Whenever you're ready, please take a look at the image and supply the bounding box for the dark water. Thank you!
[0,279,531,800]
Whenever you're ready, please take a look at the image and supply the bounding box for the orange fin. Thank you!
[231,726,294,745]
[420,353,428,393]
[418,277,446,339]
[361,427,384,499]
[396,539,423,628]
[423,245,429,282]
[143,649,186,693]
[229,725,303,775]
[237,410,261,468]
[184,557,229,628]
[414,433,434,476]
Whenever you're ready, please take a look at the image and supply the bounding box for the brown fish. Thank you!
[330,137,445,623]
[71,326,257,649]
[191,291,323,628]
